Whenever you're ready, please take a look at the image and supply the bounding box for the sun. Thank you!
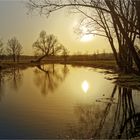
[79,26,94,42]
[80,34,94,42]
[81,80,89,93]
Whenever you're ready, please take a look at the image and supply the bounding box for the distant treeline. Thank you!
[0,55,35,62]
[0,53,114,62]
[39,53,115,61]
[65,53,114,61]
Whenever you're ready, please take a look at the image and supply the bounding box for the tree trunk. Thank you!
[108,38,122,70]
[13,54,16,62]
[105,0,140,73]
[135,0,140,37]
[17,55,20,62]
[35,54,48,62]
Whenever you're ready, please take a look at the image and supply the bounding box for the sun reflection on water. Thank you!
[81,80,89,93]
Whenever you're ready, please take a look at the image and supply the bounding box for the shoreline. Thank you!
[0,60,117,71]
[0,60,140,90]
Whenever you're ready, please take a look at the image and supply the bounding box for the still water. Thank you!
[0,64,140,139]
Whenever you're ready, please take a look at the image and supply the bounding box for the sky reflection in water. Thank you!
[0,64,139,139]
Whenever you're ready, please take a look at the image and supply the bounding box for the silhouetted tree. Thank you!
[62,46,69,62]
[27,0,140,73]
[7,37,23,62]
[0,39,3,55]
[70,0,138,72]
[135,1,140,37]
[33,30,63,62]
[104,0,140,73]
[16,44,23,62]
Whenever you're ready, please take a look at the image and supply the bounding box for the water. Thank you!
[0,64,140,139]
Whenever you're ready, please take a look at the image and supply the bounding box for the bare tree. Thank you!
[7,37,23,62]
[104,0,140,72]
[0,39,3,56]
[0,39,4,61]
[33,30,63,62]
[27,0,140,73]
[16,43,23,62]
[78,0,139,72]
[62,46,69,62]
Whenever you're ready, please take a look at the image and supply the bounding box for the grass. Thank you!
[66,60,117,70]
[0,60,45,69]
[0,59,117,70]
[46,60,117,70]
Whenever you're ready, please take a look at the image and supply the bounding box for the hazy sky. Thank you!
[0,0,112,55]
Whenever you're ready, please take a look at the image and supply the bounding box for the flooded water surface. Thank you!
[0,64,140,139]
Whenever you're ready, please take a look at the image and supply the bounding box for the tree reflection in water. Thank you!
[5,67,23,91]
[0,69,5,101]
[67,85,140,139]
[0,67,23,100]
[34,64,69,95]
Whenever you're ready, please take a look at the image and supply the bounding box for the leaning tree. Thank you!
[33,30,64,62]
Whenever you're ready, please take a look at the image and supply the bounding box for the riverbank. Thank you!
[60,60,117,70]
[0,60,117,71]
[0,60,140,90]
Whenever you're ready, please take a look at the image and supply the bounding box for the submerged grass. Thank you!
[111,74,140,90]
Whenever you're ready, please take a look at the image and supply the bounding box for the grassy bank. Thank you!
[0,60,117,70]
[60,60,117,70]
[0,61,44,69]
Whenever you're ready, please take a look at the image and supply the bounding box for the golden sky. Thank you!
[0,0,112,55]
